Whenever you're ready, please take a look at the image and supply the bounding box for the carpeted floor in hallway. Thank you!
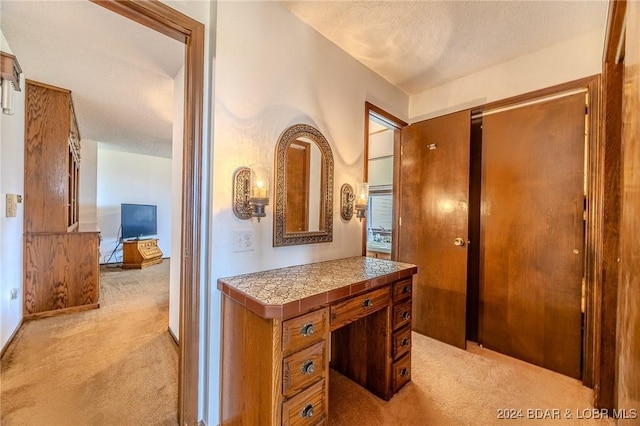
[330,333,615,426]
[2,260,617,426]
[0,261,178,426]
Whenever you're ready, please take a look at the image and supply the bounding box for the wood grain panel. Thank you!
[329,286,390,330]
[392,352,411,393]
[282,308,327,355]
[282,341,325,398]
[221,295,282,426]
[392,278,412,302]
[392,300,412,330]
[24,81,70,233]
[479,93,585,379]
[617,1,640,421]
[330,307,392,400]
[398,110,471,349]
[392,325,411,360]
[24,232,100,316]
[281,379,326,426]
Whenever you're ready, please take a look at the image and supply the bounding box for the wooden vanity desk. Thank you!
[217,256,417,425]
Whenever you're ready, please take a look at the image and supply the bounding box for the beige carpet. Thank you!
[2,262,616,426]
[330,333,615,426]
[0,262,178,426]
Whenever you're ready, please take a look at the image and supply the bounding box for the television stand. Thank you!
[122,238,163,269]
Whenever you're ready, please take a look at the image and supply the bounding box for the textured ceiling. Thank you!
[1,1,183,158]
[283,1,609,94]
[1,1,609,158]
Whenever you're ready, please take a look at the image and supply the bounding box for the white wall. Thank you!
[79,139,98,224]
[96,147,172,263]
[169,66,184,340]
[213,0,407,273]
[0,31,25,352]
[210,1,407,421]
[409,28,605,121]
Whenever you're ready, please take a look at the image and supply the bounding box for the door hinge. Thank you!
[585,105,589,115]
[398,216,402,227]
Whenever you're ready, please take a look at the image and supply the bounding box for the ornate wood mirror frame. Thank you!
[273,124,334,246]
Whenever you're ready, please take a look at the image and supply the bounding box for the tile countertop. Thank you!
[217,256,418,320]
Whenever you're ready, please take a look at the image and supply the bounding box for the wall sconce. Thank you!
[232,164,271,222]
[341,182,369,222]
[1,52,22,116]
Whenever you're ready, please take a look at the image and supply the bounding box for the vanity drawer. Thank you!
[392,299,412,330]
[392,279,412,302]
[392,325,412,360]
[330,287,390,330]
[282,308,328,355]
[392,352,411,393]
[282,379,326,426]
[283,341,326,398]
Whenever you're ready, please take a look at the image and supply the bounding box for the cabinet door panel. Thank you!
[479,93,585,379]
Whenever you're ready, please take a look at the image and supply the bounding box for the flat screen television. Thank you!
[121,203,157,240]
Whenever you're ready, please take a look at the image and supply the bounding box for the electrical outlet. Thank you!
[232,231,254,252]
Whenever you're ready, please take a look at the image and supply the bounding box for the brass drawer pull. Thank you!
[300,360,316,375]
[361,298,373,309]
[401,311,410,320]
[402,285,411,294]
[300,323,315,337]
[300,404,314,419]
[401,338,410,347]
[400,367,409,377]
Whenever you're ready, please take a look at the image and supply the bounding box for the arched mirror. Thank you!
[274,124,334,246]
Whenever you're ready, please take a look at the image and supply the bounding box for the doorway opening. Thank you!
[91,1,205,424]
[363,102,407,260]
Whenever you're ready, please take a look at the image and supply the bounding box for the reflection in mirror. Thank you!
[285,138,324,233]
[274,124,334,247]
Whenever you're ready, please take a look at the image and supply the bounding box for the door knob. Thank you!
[453,237,465,247]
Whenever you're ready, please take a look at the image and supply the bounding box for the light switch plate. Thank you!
[232,231,254,252]
[6,194,17,217]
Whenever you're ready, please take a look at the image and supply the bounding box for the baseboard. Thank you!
[167,326,179,346]
[24,303,100,320]
[1,318,24,359]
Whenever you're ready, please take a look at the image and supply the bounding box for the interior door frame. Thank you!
[90,1,204,424]
[471,75,600,387]
[363,102,407,259]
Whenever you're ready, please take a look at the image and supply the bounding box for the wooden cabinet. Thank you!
[221,275,414,425]
[122,239,163,269]
[23,80,100,319]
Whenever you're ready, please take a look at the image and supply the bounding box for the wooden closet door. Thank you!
[479,93,586,379]
[398,110,470,349]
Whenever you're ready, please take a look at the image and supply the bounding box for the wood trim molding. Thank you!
[593,0,627,410]
[603,0,627,64]
[90,1,204,425]
[472,75,601,115]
